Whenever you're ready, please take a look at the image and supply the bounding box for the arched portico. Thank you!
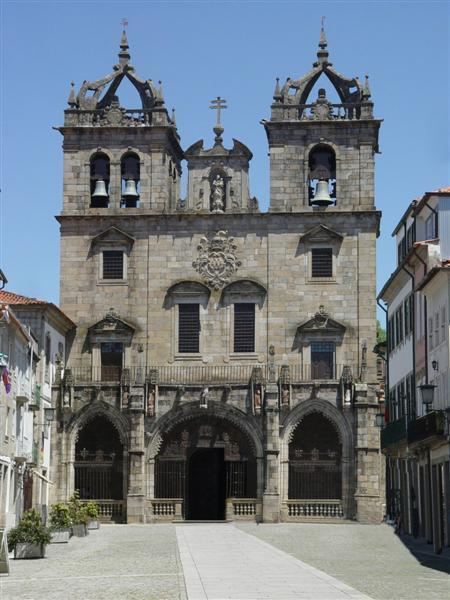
[65,402,130,520]
[280,400,354,519]
[147,402,263,520]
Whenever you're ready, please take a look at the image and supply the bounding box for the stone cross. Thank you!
[210,96,227,126]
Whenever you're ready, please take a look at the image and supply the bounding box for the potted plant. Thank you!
[68,491,89,537]
[8,509,51,559]
[84,501,100,530]
[48,503,72,543]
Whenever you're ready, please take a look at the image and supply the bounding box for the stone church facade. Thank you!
[51,28,384,524]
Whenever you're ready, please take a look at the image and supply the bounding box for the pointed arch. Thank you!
[147,402,263,460]
[68,401,130,450]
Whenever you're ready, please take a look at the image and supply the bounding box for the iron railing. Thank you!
[67,363,356,385]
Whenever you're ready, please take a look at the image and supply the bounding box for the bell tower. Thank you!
[263,25,381,212]
[60,30,183,215]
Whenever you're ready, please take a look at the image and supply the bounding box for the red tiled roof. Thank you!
[0,290,76,329]
[0,291,48,305]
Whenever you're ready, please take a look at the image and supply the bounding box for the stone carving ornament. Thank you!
[192,230,241,290]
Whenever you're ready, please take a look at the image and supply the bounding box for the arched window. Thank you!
[121,152,140,208]
[308,144,336,207]
[90,153,110,208]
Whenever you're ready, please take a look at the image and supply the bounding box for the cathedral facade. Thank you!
[51,29,384,524]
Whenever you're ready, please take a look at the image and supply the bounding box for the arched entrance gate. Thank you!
[155,416,258,520]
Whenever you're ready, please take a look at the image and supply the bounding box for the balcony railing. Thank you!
[381,417,407,449]
[67,364,356,386]
[407,411,445,445]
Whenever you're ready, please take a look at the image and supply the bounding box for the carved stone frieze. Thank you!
[192,230,241,290]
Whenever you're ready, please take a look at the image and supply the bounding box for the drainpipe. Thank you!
[412,248,428,386]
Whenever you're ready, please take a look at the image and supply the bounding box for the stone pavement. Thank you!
[1,522,449,599]
[0,524,186,600]
[176,523,370,599]
[238,522,450,600]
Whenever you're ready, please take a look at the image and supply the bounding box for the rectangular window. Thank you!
[234,303,255,353]
[425,214,436,240]
[404,296,410,337]
[100,342,123,380]
[311,341,335,380]
[178,304,200,353]
[311,248,333,278]
[434,312,440,347]
[441,306,446,343]
[102,251,124,279]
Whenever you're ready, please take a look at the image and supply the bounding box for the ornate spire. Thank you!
[316,16,329,66]
[118,29,131,67]
[67,81,77,107]
[362,74,372,99]
[210,96,227,146]
[171,107,177,126]
[273,77,282,102]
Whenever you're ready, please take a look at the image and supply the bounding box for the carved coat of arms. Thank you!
[192,230,241,290]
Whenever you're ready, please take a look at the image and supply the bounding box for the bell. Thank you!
[123,179,139,199]
[312,179,333,207]
[92,179,108,198]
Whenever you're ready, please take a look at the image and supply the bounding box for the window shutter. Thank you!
[178,304,200,353]
[103,251,124,279]
[234,303,255,352]
[311,248,333,277]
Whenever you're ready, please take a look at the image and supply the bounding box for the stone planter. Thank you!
[50,528,71,543]
[14,543,46,559]
[87,520,99,530]
[71,523,88,537]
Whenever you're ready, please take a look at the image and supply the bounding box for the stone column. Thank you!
[354,383,384,523]
[262,381,280,522]
[126,394,146,523]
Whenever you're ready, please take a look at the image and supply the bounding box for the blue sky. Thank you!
[1,1,449,314]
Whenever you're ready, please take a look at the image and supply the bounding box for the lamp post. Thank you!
[419,384,435,414]
[375,412,384,428]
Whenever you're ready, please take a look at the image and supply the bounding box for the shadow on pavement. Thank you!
[398,532,450,575]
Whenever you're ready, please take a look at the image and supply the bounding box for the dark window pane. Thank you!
[178,304,200,353]
[103,251,124,279]
[234,303,255,353]
[311,341,335,379]
[101,342,123,380]
[311,248,333,277]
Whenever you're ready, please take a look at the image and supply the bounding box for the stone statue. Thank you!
[211,174,225,213]
[254,386,262,411]
[147,387,155,416]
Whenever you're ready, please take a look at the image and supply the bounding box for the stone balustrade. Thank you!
[283,500,344,520]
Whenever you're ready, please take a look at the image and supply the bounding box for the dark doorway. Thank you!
[187,449,225,520]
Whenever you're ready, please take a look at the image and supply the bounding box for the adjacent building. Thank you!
[379,187,450,553]
[50,28,384,524]
[0,291,75,524]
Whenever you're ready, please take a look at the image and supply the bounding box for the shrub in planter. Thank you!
[49,503,72,543]
[68,491,89,537]
[84,501,100,530]
[8,509,51,559]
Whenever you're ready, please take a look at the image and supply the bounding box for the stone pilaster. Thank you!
[127,404,146,524]
[262,382,280,522]
[354,383,384,523]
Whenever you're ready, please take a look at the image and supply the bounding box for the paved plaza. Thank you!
[1,523,449,600]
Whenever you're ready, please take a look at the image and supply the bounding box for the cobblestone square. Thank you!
[1,523,449,600]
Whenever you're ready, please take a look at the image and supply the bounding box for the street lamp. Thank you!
[419,384,436,413]
[375,412,385,428]
[44,407,56,422]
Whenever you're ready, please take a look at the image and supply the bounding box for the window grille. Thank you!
[178,304,200,353]
[101,342,123,381]
[311,248,333,278]
[103,251,124,279]
[234,303,255,353]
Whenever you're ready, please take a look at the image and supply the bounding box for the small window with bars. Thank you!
[311,341,335,379]
[102,251,124,279]
[234,303,255,353]
[178,304,200,353]
[311,248,333,278]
